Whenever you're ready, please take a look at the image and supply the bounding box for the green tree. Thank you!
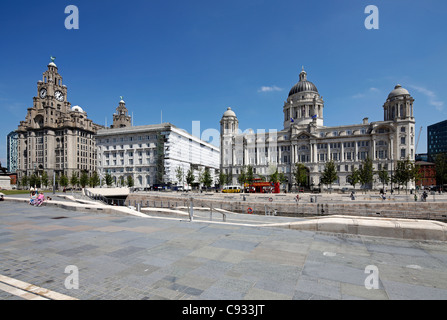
[29,173,41,188]
[269,169,279,183]
[377,168,389,191]
[21,175,29,189]
[435,153,447,191]
[70,172,79,189]
[218,171,227,188]
[201,167,213,190]
[237,167,247,192]
[347,166,360,190]
[320,160,338,193]
[126,175,134,188]
[411,164,422,189]
[186,168,195,189]
[119,176,125,187]
[89,172,100,188]
[293,163,308,188]
[197,168,204,189]
[359,157,374,192]
[80,172,89,188]
[394,158,413,194]
[105,173,114,187]
[41,171,49,189]
[59,174,69,188]
[245,165,255,187]
[175,166,184,187]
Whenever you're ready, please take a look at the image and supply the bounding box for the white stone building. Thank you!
[220,68,416,190]
[96,102,220,189]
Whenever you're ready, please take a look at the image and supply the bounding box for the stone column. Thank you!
[372,137,376,160]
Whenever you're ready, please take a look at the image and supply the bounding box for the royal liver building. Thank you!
[220,68,416,190]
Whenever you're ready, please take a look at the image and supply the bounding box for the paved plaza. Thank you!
[1,200,447,301]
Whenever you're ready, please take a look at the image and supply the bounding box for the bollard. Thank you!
[189,197,194,222]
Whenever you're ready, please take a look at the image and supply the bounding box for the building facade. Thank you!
[7,131,18,173]
[96,102,220,189]
[428,119,447,162]
[415,161,436,188]
[220,68,417,190]
[15,59,103,183]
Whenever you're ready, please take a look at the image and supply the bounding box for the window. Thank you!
[401,149,406,158]
[401,137,406,145]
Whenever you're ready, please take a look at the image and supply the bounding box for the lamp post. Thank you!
[52,170,56,195]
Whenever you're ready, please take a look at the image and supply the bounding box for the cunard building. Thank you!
[220,68,416,190]
[16,58,103,183]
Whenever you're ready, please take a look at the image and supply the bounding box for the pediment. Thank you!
[293,131,315,140]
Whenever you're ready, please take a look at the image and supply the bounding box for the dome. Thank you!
[387,84,410,99]
[71,105,84,113]
[222,107,237,118]
[48,62,57,68]
[288,69,318,97]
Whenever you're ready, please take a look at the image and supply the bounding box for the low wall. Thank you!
[126,193,447,222]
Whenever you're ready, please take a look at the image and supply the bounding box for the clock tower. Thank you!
[35,57,69,114]
[16,58,103,185]
[111,97,132,128]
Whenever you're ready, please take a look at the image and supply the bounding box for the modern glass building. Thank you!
[7,131,18,173]
[428,119,447,162]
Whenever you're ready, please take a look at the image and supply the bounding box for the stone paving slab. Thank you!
[1,201,447,300]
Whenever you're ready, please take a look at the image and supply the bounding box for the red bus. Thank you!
[245,179,280,193]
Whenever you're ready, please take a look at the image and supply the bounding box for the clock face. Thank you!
[40,88,47,98]
[55,91,64,102]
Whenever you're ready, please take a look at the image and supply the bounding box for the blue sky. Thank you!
[1,0,446,165]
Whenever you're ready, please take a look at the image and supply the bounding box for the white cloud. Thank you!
[352,93,365,99]
[408,85,444,112]
[352,87,380,99]
[258,86,282,93]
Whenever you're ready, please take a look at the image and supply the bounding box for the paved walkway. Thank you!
[1,200,447,300]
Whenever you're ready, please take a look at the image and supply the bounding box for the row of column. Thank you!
[228,137,395,167]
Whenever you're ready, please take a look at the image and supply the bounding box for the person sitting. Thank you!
[35,193,45,207]
[29,191,37,205]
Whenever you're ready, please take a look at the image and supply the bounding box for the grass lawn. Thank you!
[0,189,53,195]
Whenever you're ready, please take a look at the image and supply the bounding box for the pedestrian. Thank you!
[29,191,37,205]
[414,194,418,202]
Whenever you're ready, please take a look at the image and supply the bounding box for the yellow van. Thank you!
[222,186,241,193]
